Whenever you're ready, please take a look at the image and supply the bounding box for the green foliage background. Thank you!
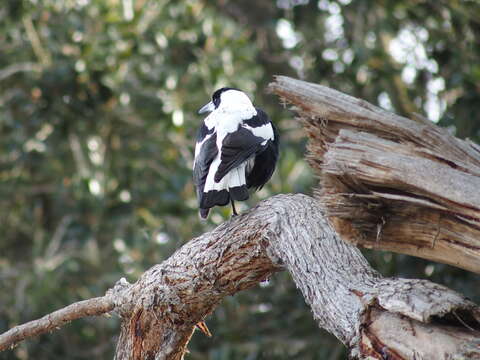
[1,0,479,359]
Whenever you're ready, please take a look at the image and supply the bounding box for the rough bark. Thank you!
[3,79,480,358]
[0,297,114,351]
[269,76,480,274]
[87,194,480,359]
[106,194,480,359]
[3,195,479,359]
[111,195,284,360]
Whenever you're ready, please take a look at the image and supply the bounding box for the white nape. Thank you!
[205,90,257,131]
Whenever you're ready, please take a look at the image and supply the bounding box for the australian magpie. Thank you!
[193,87,279,219]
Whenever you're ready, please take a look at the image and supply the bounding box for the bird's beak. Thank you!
[198,101,215,114]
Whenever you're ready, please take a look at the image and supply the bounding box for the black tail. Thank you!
[199,189,230,219]
[200,189,230,209]
[229,185,249,201]
[199,208,210,219]
[198,186,248,219]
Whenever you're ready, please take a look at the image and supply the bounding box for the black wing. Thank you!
[244,107,271,127]
[193,130,218,204]
[247,122,279,190]
[214,126,266,183]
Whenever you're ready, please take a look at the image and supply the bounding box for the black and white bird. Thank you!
[193,87,279,219]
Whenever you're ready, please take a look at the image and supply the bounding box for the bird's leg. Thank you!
[231,199,238,217]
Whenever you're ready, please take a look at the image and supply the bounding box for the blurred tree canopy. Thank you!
[0,0,479,359]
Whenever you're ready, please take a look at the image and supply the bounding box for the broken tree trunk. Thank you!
[3,80,480,359]
[269,76,480,274]
[2,195,479,359]
[83,194,480,359]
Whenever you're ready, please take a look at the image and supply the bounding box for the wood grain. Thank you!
[1,195,479,359]
[269,76,480,273]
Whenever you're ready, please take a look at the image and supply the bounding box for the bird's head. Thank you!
[198,88,254,115]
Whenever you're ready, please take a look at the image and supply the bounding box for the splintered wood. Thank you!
[270,76,480,273]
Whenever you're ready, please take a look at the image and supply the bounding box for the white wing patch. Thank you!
[204,159,247,192]
[193,133,213,169]
[243,123,274,145]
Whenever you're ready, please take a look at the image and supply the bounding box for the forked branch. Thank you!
[1,194,479,359]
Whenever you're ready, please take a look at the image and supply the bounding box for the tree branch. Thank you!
[3,75,480,357]
[2,194,478,359]
[269,76,480,274]
[0,62,41,82]
[0,297,114,351]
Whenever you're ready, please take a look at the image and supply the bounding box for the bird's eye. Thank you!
[212,95,220,108]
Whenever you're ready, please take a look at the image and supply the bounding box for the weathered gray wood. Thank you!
[109,194,479,359]
[269,76,480,273]
[112,194,284,360]
[3,77,480,358]
[1,194,479,359]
